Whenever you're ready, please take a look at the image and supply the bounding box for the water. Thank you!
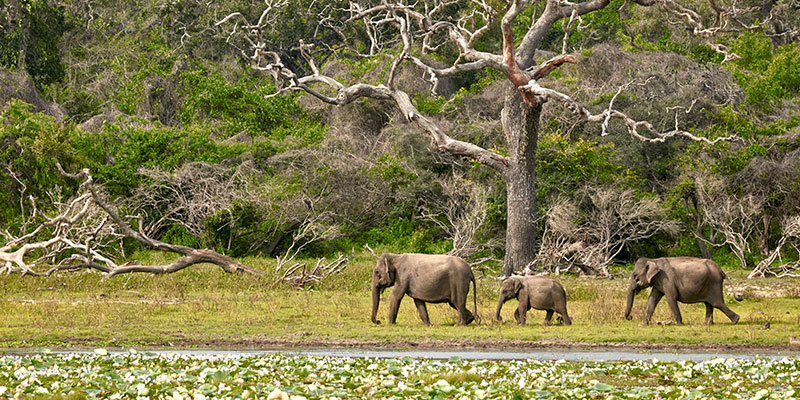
[2,348,797,361]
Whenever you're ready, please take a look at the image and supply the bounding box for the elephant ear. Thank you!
[382,254,396,275]
[511,277,523,296]
[645,261,661,284]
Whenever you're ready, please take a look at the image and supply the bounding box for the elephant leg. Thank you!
[643,290,664,326]
[515,301,528,326]
[704,302,714,325]
[413,299,430,326]
[664,295,683,326]
[543,310,554,326]
[557,306,572,326]
[712,301,740,324]
[387,287,406,324]
[454,300,472,326]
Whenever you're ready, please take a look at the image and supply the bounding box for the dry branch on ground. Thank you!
[0,166,261,277]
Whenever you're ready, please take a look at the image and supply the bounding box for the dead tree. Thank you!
[696,177,763,270]
[421,173,501,261]
[217,0,749,277]
[0,166,261,277]
[750,215,800,278]
[533,186,677,276]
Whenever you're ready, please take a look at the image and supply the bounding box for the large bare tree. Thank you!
[217,0,748,276]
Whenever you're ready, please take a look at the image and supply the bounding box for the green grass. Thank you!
[1,251,799,348]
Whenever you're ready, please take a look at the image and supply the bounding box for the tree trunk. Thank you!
[500,87,540,277]
[757,215,771,255]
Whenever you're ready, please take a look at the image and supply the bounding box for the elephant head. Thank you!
[624,257,661,320]
[495,277,523,322]
[371,254,397,324]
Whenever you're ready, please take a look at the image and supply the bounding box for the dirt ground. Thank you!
[24,335,798,354]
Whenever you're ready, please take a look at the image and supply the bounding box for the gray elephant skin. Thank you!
[624,257,742,325]
[495,276,572,326]
[371,253,478,326]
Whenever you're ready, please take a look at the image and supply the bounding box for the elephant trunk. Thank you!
[371,281,381,325]
[495,297,506,321]
[623,281,636,320]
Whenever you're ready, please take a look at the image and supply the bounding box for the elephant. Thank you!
[495,276,572,326]
[371,252,478,326]
[623,257,742,325]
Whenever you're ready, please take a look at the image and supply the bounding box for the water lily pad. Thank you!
[593,382,614,392]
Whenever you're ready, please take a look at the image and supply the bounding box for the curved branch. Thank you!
[521,80,738,144]
[502,0,538,106]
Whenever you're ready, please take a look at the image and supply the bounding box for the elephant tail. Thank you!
[723,272,743,301]
[472,276,481,325]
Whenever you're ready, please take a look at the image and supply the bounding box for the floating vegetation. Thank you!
[0,351,797,399]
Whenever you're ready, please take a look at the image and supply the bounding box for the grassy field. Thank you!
[1,251,799,349]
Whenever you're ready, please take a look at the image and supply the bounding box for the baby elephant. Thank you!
[496,276,572,326]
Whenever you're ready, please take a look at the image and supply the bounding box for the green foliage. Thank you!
[358,220,452,254]
[547,0,625,51]
[0,0,67,86]
[160,224,202,249]
[71,124,242,196]
[412,93,446,115]
[693,108,798,175]
[730,33,800,109]
[0,101,74,226]
[644,32,723,64]
[366,154,418,191]
[180,68,324,142]
[536,133,637,200]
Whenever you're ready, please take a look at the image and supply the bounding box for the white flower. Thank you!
[0,387,6,396]
[433,379,453,393]
[473,389,486,399]
[94,348,108,356]
[109,394,122,400]
[137,383,149,396]
[13,367,28,379]
[289,396,307,400]
[267,388,289,400]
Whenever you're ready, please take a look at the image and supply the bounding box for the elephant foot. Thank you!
[731,314,740,325]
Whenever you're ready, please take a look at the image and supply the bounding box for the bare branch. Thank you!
[521,80,738,145]
[1,164,261,277]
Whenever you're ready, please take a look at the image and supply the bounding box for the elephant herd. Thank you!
[371,253,742,326]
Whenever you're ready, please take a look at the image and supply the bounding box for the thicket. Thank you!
[1,0,799,276]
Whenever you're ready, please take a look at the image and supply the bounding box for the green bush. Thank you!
[730,32,800,110]
[0,101,75,227]
[180,68,324,142]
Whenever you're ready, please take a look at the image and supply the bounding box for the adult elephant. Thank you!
[371,253,478,326]
[623,257,742,325]
[495,276,572,326]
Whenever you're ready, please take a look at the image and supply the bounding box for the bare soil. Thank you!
[17,335,800,354]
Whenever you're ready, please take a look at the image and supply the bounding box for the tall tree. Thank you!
[217,0,750,276]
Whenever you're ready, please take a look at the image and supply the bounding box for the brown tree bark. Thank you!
[500,88,541,277]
